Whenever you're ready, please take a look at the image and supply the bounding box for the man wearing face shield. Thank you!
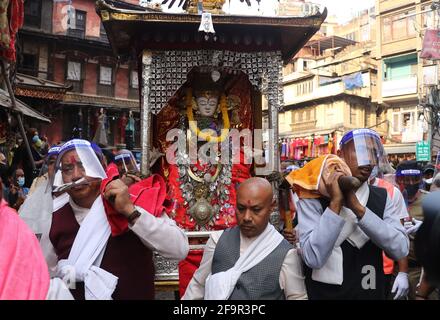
[19,146,64,239]
[297,128,409,300]
[395,161,436,299]
[114,149,141,187]
[39,139,189,300]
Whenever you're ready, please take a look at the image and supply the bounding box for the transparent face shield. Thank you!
[114,150,139,177]
[51,139,107,193]
[396,169,422,186]
[340,129,389,170]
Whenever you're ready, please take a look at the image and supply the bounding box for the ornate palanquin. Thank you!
[96,0,326,295]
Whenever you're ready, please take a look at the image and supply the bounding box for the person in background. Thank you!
[28,146,60,196]
[395,161,437,299]
[421,164,435,192]
[0,152,9,199]
[12,128,44,188]
[8,168,29,211]
[414,191,440,299]
[19,146,63,239]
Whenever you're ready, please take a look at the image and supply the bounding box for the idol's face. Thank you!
[196,96,218,117]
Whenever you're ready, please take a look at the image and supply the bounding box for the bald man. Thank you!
[182,177,307,300]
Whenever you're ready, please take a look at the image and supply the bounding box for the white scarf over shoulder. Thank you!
[204,223,284,300]
[312,182,370,285]
[54,196,118,300]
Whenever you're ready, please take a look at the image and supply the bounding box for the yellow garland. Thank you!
[186,91,230,143]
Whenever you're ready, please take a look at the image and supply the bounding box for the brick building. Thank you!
[16,0,141,148]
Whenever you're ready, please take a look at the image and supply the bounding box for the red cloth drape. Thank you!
[101,164,167,236]
[0,0,24,62]
[178,250,204,298]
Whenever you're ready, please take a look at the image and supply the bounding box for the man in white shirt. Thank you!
[40,139,189,300]
[297,129,409,300]
[183,177,307,300]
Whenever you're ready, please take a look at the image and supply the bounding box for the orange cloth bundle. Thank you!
[286,154,351,199]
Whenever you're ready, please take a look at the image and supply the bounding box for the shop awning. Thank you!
[384,143,415,155]
[0,88,51,123]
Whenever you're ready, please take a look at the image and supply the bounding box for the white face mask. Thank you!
[424,178,433,184]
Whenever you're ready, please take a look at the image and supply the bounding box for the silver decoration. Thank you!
[143,50,284,115]
[154,252,179,281]
[141,51,153,176]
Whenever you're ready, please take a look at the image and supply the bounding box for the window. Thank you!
[344,32,356,41]
[383,54,417,81]
[68,10,86,38]
[67,61,81,81]
[99,66,113,85]
[391,107,420,134]
[422,6,435,28]
[97,65,114,97]
[18,53,38,76]
[100,22,107,39]
[361,24,370,42]
[130,70,139,89]
[66,60,83,92]
[382,10,416,42]
[24,0,41,28]
[350,104,357,125]
[303,60,308,71]
[296,80,313,96]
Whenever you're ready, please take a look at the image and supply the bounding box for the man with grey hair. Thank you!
[183,177,307,300]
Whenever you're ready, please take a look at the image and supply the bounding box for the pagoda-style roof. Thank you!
[96,0,327,63]
[0,88,51,123]
[14,73,71,100]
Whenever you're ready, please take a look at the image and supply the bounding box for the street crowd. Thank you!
[0,127,439,300]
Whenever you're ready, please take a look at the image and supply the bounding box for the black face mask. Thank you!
[405,183,420,200]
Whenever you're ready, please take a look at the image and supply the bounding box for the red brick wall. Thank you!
[53,0,101,38]
[83,63,98,95]
[115,68,129,99]
[53,58,65,84]
[41,111,64,146]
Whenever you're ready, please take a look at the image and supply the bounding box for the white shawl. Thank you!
[204,223,284,300]
[312,182,370,285]
[54,196,118,300]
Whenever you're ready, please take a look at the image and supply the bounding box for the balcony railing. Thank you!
[284,79,371,106]
[97,84,115,97]
[66,80,83,93]
[382,75,417,98]
[67,28,85,39]
[290,120,317,132]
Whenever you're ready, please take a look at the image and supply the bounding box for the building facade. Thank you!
[276,38,381,162]
[16,0,141,148]
[375,0,439,162]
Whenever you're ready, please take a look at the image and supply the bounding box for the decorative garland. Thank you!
[186,89,230,143]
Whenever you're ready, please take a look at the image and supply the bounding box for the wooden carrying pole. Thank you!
[279,188,293,232]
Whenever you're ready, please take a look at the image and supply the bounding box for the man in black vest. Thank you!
[297,129,409,300]
[183,177,307,300]
[39,139,188,300]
